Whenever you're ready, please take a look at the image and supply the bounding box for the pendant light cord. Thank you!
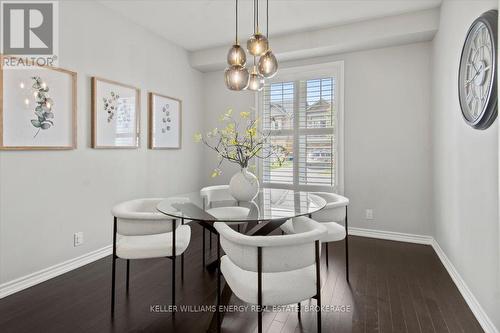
[235,0,238,44]
[266,0,269,38]
[253,0,256,34]
[256,0,259,33]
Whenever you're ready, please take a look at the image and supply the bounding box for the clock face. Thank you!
[458,10,498,130]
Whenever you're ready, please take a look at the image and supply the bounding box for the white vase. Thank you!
[229,168,259,202]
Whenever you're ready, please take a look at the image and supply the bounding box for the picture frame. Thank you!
[91,77,140,149]
[148,92,182,149]
[0,57,77,150]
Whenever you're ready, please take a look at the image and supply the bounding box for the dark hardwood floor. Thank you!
[0,225,483,333]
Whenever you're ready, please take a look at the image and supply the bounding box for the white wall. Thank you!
[431,0,500,330]
[202,42,433,236]
[0,1,204,284]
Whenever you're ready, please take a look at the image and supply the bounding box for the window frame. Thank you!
[256,61,345,194]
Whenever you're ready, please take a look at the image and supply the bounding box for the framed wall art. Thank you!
[0,58,77,150]
[91,77,140,148]
[148,92,182,149]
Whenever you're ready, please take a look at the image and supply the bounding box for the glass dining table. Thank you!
[157,187,326,266]
[156,187,327,332]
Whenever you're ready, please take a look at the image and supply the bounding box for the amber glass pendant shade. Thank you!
[258,49,278,78]
[227,44,246,66]
[247,33,269,56]
[247,67,264,91]
[224,65,249,90]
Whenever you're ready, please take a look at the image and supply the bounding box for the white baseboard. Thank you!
[430,239,499,333]
[0,245,112,299]
[348,227,434,245]
[349,227,498,333]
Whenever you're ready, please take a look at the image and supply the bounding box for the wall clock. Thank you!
[458,10,498,130]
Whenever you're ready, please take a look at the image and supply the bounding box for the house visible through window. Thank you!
[259,62,344,192]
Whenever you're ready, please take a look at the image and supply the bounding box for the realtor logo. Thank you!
[1,1,58,67]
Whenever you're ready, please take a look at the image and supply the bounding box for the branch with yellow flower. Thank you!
[194,109,289,178]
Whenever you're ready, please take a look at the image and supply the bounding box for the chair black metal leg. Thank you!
[315,240,322,333]
[257,247,263,333]
[111,217,117,316]
[258,309,263,333]
[202,227,206,266]
[237,225,240,232]
[345,208,349,283]
[210,231,212,249]
[297,302,301,320]
[111,257,116,314]
[181,253,184,281]
[172,219,176,311]
[345,237,349,282]
[171,258,176,311]
[325,243,329,269]
[217,234,221,333]
[180,218,184,281]
[126,259,130,293]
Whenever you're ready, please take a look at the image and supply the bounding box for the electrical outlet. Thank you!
[74,232,84,247]
[365,209,374,220]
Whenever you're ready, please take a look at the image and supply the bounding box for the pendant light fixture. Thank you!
[247,0,269,57]
[224,0,249,90]
[258,0,278,78]
[223,0,277,91]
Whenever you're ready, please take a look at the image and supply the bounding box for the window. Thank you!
[259,62,344,193]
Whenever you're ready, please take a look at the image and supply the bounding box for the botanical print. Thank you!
[1,64,76,150]
[103,91,133,125]
[103,91,119,122]
[30,76,54,138]
[91,77,139,148]
[148,93,181,149]
[161,104,172,133]
[117,99,133,125]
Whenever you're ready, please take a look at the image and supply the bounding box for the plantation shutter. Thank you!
[262,81,294,185]
[261,75,338,190]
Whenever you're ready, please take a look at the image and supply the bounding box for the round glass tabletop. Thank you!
[156,188,326,223]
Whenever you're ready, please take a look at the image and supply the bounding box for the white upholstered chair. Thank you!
[200,185,249,225]
[200,185,235,209]
[110,198,191,314]
[214,219,327,333]
[281,192,349,280]
[200,185,248,264]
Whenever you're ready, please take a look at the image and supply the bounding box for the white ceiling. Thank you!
[99,0,442,52]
